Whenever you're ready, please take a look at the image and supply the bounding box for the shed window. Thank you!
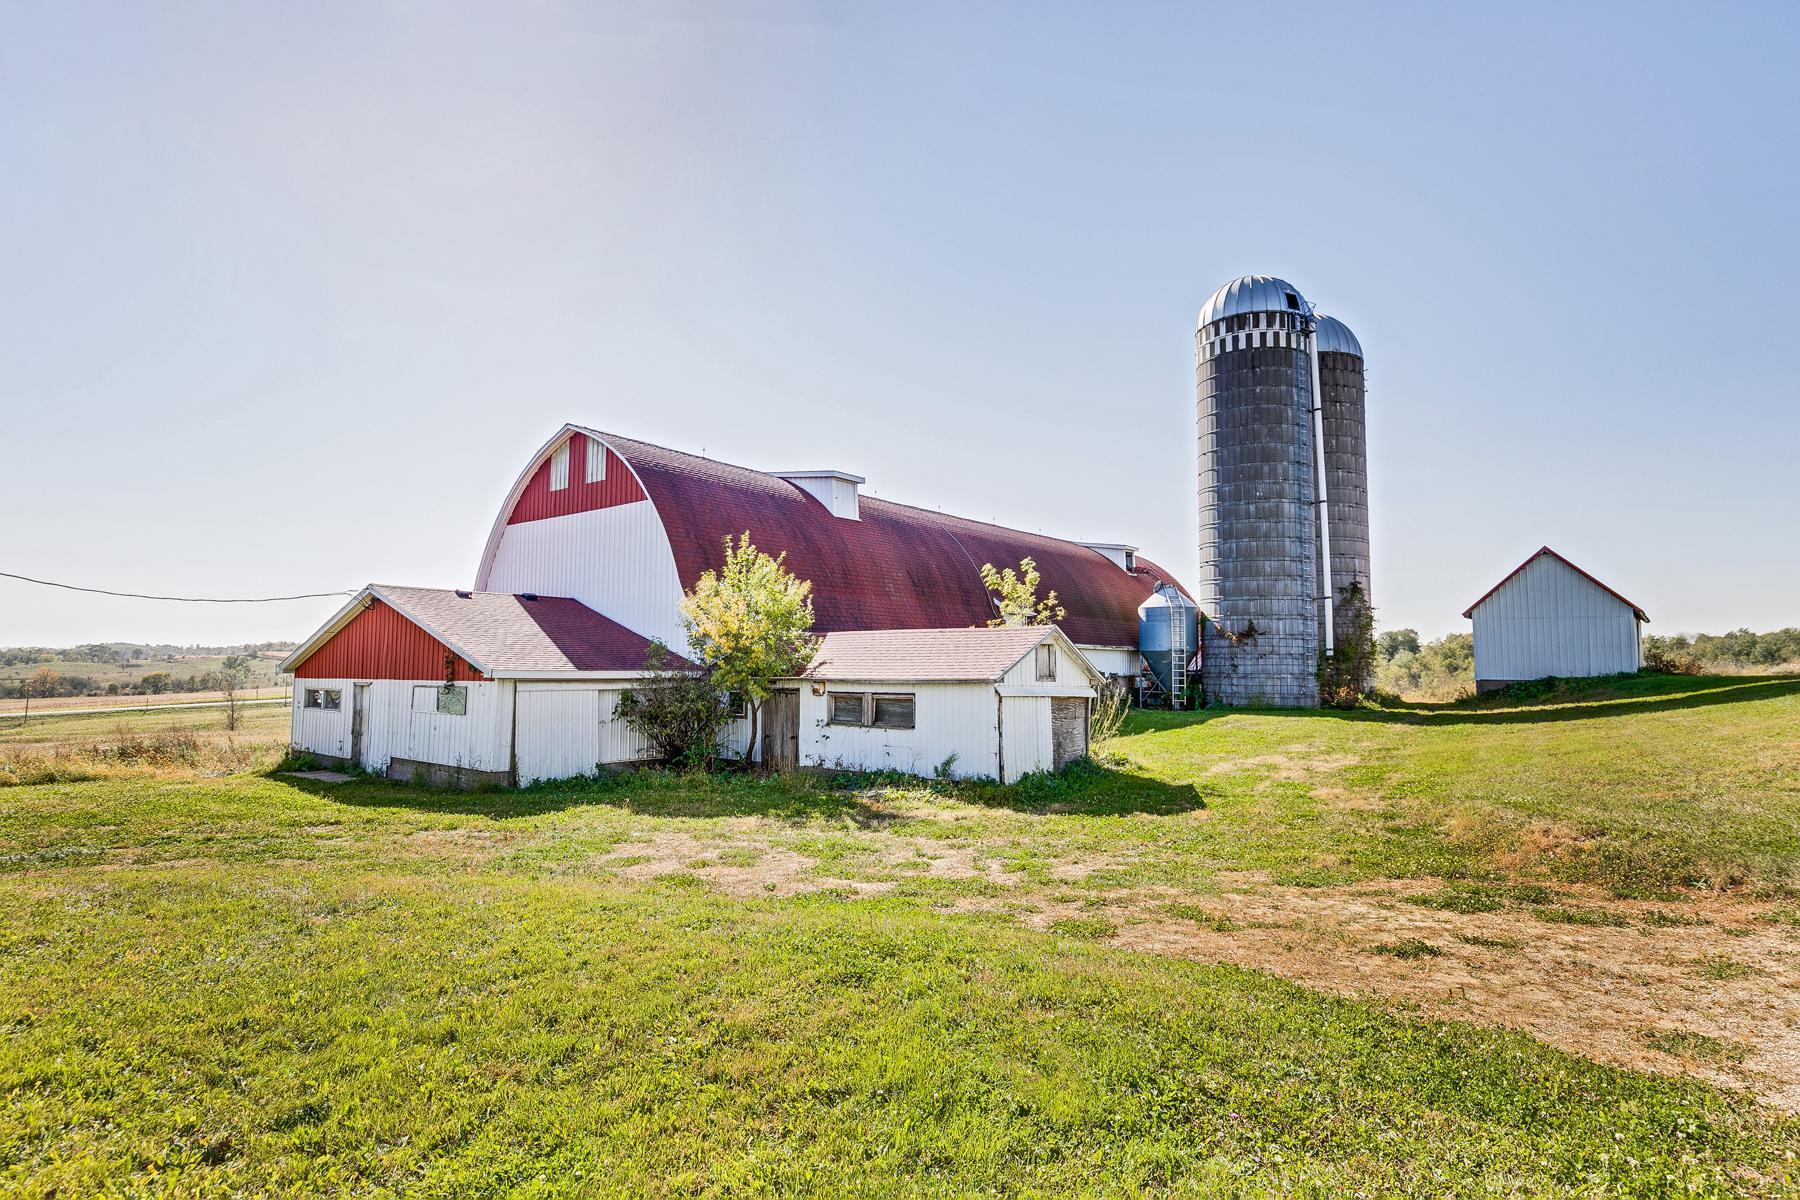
[1123,549,1137,573]
[549,443,570,491]
[871,694,915,729]
[828,692,916,729]
[304,688,341,711]
[1036,643,1058,682]
[413,684,467,715]
[585,436,606,483]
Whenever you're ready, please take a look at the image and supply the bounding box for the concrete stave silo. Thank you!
[1313,314,1372,673]
[1195,275,1321,707]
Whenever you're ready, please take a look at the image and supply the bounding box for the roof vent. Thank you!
[521,592,539,602]
[772,469,865,520]
[455,589,472,599]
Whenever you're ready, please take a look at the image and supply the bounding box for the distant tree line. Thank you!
[1372,629,1474,701]
[1643,628,1800,673]
[0,641,296,669]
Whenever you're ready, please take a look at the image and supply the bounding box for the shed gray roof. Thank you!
[1197,275,1306,328]
[369,585,680,673]
[798,626,1059,682]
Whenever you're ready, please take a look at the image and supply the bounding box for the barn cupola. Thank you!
[773,469,864,520]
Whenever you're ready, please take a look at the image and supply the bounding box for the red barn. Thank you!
[285,426,1188,784]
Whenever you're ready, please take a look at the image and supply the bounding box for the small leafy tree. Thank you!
[680,534,816,767]
[21,667,60,726]
[216,655,251,731]
[980,556,1066,627]
[616,644,734,771]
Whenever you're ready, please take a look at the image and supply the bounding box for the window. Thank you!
[413,684,467,715]
[1123,549,1137,573]
[549,442,570,491]
[585,436,606,483]
[304,688,342,711]
[829,692,916,729]
[1036,643,1058,682]
[871,695,915,729]
[726,691,749,720]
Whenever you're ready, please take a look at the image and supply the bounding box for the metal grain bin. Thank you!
[1137,583,1199,706]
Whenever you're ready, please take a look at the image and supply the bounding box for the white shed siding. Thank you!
[292,680,513,775]
[515,687,603,784]
[999,695,1054,780]
[292,685,350,759]
[797,682,1000,779]
[1470,555,1642,683]
[479,501,688,651]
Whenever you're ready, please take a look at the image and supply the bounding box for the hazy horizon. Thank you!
[4,2,1796,648]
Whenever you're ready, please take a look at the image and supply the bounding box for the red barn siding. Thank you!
[292,600,486,680]
[507,434,647,525]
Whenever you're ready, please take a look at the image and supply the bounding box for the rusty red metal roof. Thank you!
[588,429,1184,648]
[1461,547,1649,622]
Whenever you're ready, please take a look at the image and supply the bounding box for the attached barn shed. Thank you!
[765,625,1100,783]
[1463,547,1648,693]
[280,585,749,785]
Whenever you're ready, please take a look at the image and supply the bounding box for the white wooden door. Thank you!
[515,688,603,784]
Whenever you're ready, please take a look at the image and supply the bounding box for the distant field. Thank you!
[1,672,1797,1194]
[0,653,288,693]
[0,687,288,715]
[0,701,290,748]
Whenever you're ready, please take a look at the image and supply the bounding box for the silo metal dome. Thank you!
[1313,314,1363,357]
[1197,275,1307,329]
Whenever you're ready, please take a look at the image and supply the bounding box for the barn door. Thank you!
[1051,697,1088,770]
[763,689,800,771]
[515,689,603,784]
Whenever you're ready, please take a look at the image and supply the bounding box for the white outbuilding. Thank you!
[762,625,1102,782]
[1463,547,1649,693]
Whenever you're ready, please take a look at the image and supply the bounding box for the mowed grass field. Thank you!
[2,674,1798,1196]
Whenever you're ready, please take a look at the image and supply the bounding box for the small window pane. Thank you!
[585,436,606,483]
[549,443,570,491]
[321,689,342,711]
[1036,644,1057,682]
[303,689,320,709]
[872,695,914,729]
[830,694,865,725]
[413,685,437,713]
[436,685,467,716]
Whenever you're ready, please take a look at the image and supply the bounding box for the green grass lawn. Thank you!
[2,673,1797,1195]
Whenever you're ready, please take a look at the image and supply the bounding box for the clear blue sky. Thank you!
[3,1,1795,647]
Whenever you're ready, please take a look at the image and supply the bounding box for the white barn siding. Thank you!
[1471,555,1642,684]
[1074,646,1140,678]
[797,682,1001,779]
[480,502,688,651]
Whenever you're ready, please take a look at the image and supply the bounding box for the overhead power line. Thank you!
[0,570,355,604]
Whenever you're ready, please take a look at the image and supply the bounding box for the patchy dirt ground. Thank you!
[592,827,1800,1111]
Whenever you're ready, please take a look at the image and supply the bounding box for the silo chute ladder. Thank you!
[1168,594,1187,708]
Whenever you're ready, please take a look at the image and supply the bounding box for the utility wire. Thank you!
[0,571,355,604]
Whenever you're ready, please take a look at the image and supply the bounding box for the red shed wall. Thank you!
[507,434,647,525]
[292,600,486,681]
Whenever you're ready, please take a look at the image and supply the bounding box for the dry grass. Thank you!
[0,727,285,786]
